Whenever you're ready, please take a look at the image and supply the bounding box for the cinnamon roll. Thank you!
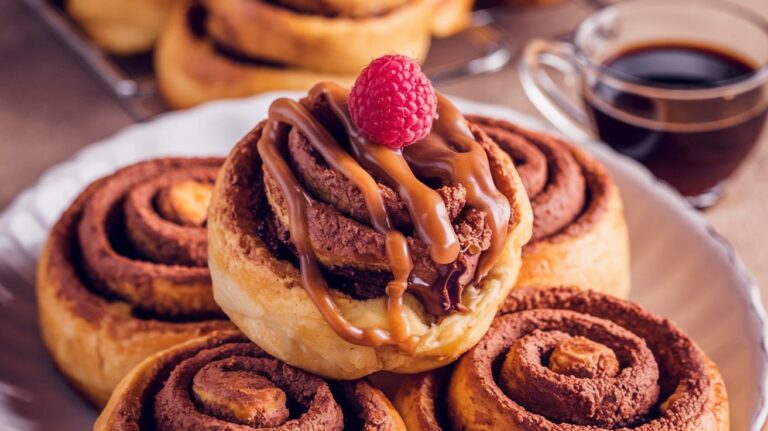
[66,0,177,55]
[36,158,233,406]
[208,82,533,379]
[156,0,432,109]
[94,331,406,430]
[395,287,729,431]
[470,116,630,298]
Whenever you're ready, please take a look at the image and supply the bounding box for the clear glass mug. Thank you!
[519,0,768,208]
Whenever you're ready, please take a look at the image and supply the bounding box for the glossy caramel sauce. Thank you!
[257,83,510,348]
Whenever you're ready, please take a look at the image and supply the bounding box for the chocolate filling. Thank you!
[248,90,503,316]
[186,3,290,69]
[46,158,228,322]
[401,287,721,430]
[104,333,400,430]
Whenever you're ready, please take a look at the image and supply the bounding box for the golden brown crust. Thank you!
[94,331,406,430]
[470,116,630,298]
[156,0,436,109]
[394,287,729,431]
[156,2,356,109]
[36,158,233,407]
[428,0,474,37]
[208,109,533,378]
[66,0,177,55]
[203,0,432,74]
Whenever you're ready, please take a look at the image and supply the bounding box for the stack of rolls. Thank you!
[33,56,731,430]
[36,157,234,406]
[206,81,534,379]
[469,116,630,298]
[65,0,474,107]
[66,0,472,57]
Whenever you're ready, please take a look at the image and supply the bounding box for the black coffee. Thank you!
[605,45,754,88]
[585,44,766,197]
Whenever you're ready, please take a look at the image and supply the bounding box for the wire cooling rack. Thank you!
[20,0,606,121]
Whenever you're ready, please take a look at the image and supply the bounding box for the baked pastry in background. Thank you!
[430,0,475,37]
[203,0,432,75]
[395,287,729,430]
[95,331,406,430]
[156,0,433,109]
[275,0,473,36]
[36,157,233,406]
[66,0,177,55]
[470,116,630,298]
[155,2,355,109]
[208,56,533,379]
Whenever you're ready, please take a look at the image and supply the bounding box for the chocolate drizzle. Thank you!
[256,83,511,348]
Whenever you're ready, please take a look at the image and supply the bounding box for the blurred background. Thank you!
[1,0,767,311]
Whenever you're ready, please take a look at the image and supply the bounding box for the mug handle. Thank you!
[519,39,593,141]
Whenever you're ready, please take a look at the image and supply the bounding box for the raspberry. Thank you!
[348,55,437,150]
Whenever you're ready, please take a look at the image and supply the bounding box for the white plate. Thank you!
[0,93,765,430]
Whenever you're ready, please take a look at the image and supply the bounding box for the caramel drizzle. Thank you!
[403,94,510,279]
[257,83,510,348]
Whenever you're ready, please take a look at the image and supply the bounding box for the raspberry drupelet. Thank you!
[348,54,437,150]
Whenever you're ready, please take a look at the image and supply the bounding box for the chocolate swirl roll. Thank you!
[469,116,631,298]
[94,331,406,430]
[208,83,533,379]
[36,158,233,406]
[155,0,433,109]
[395,287,729,430]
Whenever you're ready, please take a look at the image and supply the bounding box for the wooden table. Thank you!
[1,0,767,426]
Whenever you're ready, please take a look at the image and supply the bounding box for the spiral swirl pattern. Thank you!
[95,332,406,430]
[395,287,729,430]
[468,116,607,244]
[73,158,221,317]
[37,157,232,405]
[468,116,630,297]
[155,0,434,108]
[245,86,513,318]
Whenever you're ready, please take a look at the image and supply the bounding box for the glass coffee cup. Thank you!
[519,0,768,208]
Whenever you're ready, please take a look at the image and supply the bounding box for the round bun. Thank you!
[470,116,630,298]
[208,93,533,379]
[96,331,406,430]
[66,0,176,55]
[155,2,356,110]
[156,0,433,109]
[395,287,729,431]
[36,158,232,406]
